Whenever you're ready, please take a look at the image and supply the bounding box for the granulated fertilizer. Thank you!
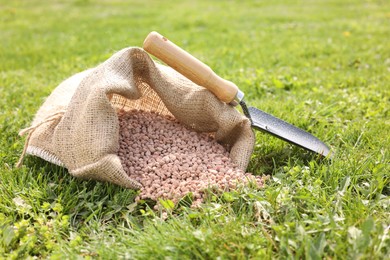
[117,109,264,208]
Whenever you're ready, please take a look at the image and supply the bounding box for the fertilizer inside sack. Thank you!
[117,109,265,209]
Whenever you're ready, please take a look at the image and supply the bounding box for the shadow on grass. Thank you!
[248,144,330,176]
[20,156,139,228]
[23,156,120,192]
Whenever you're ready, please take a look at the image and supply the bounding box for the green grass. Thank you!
[1,0,389,258]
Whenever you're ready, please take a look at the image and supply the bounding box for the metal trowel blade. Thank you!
[248,107,331,157]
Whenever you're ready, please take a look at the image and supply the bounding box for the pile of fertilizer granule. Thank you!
[117,109,264,208]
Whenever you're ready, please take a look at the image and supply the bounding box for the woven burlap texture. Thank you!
[22,47,255,189]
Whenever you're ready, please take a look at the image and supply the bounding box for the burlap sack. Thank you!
[18,47,255,189]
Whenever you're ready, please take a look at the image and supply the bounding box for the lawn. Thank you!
[1,0,389,258]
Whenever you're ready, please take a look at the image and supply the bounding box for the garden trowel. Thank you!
[143,32,331,157]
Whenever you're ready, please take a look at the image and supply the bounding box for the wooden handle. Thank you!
[143,31,240,104]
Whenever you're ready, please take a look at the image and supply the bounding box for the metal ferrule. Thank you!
[229,89,245,106]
